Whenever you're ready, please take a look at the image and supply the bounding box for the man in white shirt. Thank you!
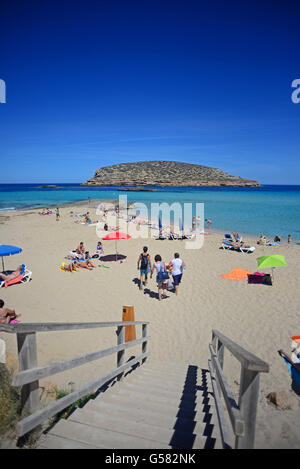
[171,253,186,296]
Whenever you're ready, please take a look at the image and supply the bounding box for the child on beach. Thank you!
[96,242,104,256]
[56,207,60,221]
[0,299,21,324]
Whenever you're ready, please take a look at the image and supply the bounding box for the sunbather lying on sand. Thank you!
[61,261,79,272]
[0,265,22,282]
[0,299,21,324]
[77,253,95,270]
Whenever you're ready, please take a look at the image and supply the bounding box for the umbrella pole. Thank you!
[1,257,4,272]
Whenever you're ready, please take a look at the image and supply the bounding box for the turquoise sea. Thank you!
[0,184,300,242]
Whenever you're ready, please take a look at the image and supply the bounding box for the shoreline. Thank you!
[0,200,299,244]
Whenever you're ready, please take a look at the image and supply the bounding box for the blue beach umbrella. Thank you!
[179,217,184,233]
[0,245,22,271]
[158,215,162,230]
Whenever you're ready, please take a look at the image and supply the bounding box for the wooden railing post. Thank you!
[142,323,148,364]
[235,368,260,449]
[16,332,40,418]
[116,325,125,381]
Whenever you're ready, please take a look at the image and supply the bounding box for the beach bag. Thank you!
[247,272,265,284]
[157,270,169,281]
[157,262,169,281]
[262,274,272,285]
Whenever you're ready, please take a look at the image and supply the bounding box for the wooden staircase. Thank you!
[37,362,223,449]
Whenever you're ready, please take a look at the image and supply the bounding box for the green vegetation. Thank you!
[55,388,95,420]
[84,160,260,187]
[0,363,21,437]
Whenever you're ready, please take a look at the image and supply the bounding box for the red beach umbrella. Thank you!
[102,232,131,261]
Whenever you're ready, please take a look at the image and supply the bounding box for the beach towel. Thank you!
[221,268,252,281]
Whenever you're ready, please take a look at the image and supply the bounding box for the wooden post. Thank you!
[235,368,260,449]
[116,325,125,381]
[122,305,136,342]
[16,332,40,418]
[142,323,148,364]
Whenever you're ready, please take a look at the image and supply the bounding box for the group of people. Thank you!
[257,234,286,245]
[137,246,186,301]
[61,241,105,272]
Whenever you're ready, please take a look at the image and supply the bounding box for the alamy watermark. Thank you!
[291,79,300,103]
[95,195,205,250]
[0,79,6,103]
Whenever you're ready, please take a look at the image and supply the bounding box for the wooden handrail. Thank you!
[0,320,150,437]
[210,330,269,449]
[0,321,147,334]
[212,329,269,372]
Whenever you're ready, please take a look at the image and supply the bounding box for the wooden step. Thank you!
[119,380,213,402]
[37,433,98,449]
[94,392,218,422]
[68,408,211,449]
[47,418,170,449]
[125,371,211,389]
[84,398,217,435]
[108,387,217,411]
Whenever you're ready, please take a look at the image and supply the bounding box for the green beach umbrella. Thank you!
[256,254,287,281]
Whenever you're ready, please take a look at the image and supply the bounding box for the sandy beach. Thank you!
[1,200,300,448]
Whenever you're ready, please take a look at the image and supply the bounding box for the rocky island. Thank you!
[83,161,260,187]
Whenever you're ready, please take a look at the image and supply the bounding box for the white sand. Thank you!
[1,202,300,448]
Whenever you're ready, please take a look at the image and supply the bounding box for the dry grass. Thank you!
[0,363,21,436]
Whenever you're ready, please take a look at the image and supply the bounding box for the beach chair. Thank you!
[279,350,300,391]
[238,245,255,253]
[221,240,237,250]
[0,264,32,288]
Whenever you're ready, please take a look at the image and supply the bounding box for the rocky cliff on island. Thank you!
[83,161,260,187]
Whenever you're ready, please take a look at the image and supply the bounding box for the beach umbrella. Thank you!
[102,232,131,261]
[0,245,22,271]
[256,254,287,281]
[179,217,184,234]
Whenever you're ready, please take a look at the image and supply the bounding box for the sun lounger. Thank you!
[238,245,255,253]
[0,264,32,288]
[222,240,236,250]
[221,240,255,253]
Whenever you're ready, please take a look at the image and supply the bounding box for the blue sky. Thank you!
[0,0,300,184]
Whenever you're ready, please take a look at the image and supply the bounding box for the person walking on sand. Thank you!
[170,252,186,296]
[0,299,21,324]
[56,207,60,221]
[137,246,152,290]
[150,254,169,301]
